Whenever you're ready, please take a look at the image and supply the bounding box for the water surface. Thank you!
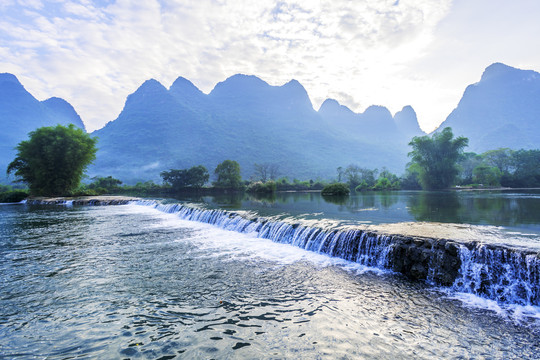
[1,203,539,359]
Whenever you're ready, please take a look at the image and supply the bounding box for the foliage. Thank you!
[161,165,209,191]
[503,149,540,187]
[246,181,277,193]
[481,148,514,173]
[399,164,422,190]
[0,190,28,203]
[273,177,327,191]
[7,124,97,196]
[120,181,164,196]
[472,165,501,186]
[253,163,280,182]
[89,176,122,189]
[343,165,378,189]
[456,152,483,185]
[213,160,243,189]
[321,183,350,196]
[408,127,468,190]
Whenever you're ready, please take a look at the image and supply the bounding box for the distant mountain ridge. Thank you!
[89,73,423,182]
[4,62,538,184]
[437,62,540,152]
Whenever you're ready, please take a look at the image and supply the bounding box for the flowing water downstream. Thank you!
[1,191,540,359]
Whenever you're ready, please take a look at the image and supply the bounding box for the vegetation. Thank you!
[213,160,243,189]
[161,165,209,191]
[246,181,277,193]
[253,163,280,182]
[408,127,468,190]
[7,124,97,196]
[321,183,350,196]
[454,148,540,188]
[0,186,28,203]
[275,177,326,191]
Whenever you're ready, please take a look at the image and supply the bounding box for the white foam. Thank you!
[124,203,389,273]
[442,290,540,324]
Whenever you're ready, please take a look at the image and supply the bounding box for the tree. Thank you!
[89,176,122,190]
[472,164,501,186]
[161,165,209,191]
[213,160,243,189]
[253,163,280,182]
[506,149,540,187]
[408,127,468,190]
[343,165,378,189]
[7,124,97,196]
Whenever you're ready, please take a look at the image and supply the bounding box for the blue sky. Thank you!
[1,0,539,132]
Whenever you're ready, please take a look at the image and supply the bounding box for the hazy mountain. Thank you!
[437,63,540,152]
[0,73,85,181]
[90,75,422,182]
[394,106,423,140]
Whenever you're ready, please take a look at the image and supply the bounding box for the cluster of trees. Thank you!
[5,124,540,199]
[404,127,540,190]
[337,165,401,191]
[457,148,540,188]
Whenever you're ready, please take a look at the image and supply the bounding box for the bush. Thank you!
[246,181,277,193]
[0,190,28,203]
[321,183,350,196]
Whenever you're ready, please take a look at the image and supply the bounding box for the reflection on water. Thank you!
[170,189,540,235]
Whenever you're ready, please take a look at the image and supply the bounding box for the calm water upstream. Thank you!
[1,191,540,359]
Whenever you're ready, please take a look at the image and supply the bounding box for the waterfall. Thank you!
[132,200,540,308]
[24,198,540,307]
[453,244,539,306]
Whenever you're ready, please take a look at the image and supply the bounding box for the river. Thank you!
[1,190,539,358]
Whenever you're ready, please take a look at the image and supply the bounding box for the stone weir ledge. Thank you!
[23,197,540,305]
[25,195,140,206]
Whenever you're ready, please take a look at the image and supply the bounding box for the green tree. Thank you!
[507,149,540,187]
[457,152,483,185]
[408,127,468,190]
[344,165,378,189]
[213,160,243,189]
[321,183,350,196]
[472,165,501,186]
[7,124,97,196]
[161,165,209,191]
[89,176,122,190]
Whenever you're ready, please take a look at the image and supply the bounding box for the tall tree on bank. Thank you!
[408,127,468,190]
[213,160,243,189]
[7,124,97,196]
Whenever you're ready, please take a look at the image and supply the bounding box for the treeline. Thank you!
[402,128,540,190]
[73,160,329,197]
[4,124,540,201]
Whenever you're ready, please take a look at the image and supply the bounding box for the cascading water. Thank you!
[22,198,540,308]
[132,200,540,308]
[453,244,539,306]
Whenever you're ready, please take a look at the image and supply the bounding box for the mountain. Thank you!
[0,73,85,181]
[437,63,540,152]
[90,75,423,182]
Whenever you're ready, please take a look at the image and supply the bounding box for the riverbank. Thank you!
[25,195,140,205]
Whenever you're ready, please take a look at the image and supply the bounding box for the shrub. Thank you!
[246,181,277,193]
[321,183,350,196]
[0,190,28,203]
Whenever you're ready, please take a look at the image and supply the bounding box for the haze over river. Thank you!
[1,190,539,358]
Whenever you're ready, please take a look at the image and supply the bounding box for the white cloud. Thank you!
[1,0,539,133]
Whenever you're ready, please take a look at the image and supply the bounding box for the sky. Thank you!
[1,0,539,133]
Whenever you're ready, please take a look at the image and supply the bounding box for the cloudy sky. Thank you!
[1,0,539,132]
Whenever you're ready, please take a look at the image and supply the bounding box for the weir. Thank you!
[23,198,540,307]
[134,200,540,307]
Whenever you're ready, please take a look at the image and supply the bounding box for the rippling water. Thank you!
[1,203,539,359]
